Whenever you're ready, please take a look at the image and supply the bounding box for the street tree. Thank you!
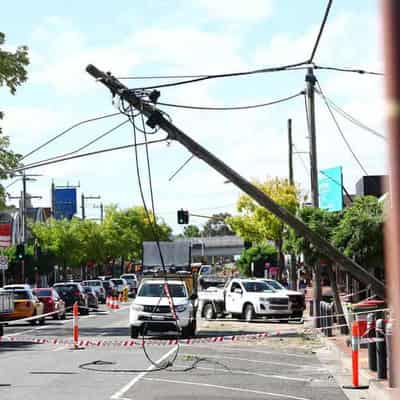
[236,243,277,277]
[202,212,234,237]
[332,196,384,277]
[228,178,299,273]
[0,32,30,207]
[182,224,201,238]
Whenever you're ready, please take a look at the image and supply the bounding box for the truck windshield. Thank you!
[138,283,187,298]
[243,281,273,293]
[266,280,285,290]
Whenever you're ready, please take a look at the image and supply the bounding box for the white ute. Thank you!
[129,279,196,338]
[198,278,291,322]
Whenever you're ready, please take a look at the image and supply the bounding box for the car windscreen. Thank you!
[266,280,285,290]
[111,279,123,285]
[102,281,111,287]
[34,289,52,297]
[83,287,93,293]
[84,281,101,286]
[13,291,33,300]
[54,285,78,292]
[138,283,187,298]
[243,281,273,293]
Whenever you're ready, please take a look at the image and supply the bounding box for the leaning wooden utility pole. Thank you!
[382,1,400,394]
[86,64,385,297]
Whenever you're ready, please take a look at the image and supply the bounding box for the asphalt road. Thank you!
[0,305,350,400]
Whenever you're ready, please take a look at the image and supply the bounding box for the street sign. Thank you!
[0,255,8,270]
[318,166,344,212]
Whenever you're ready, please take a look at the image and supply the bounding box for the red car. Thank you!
[33,288,66,320]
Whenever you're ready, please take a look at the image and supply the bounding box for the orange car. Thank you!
[7,289,45,325]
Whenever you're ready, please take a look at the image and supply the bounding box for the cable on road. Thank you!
[78,359,172,373]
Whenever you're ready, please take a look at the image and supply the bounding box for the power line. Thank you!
[168,155,195,181]
[314,89,386,140]
[317,81,369,176]
[127,61,309,91]
[20,120,129,171]
[150,92,304,111]
[21,112,123,160]
[309,0,333,62]
[314,64,384,76]
[9,137,168,173]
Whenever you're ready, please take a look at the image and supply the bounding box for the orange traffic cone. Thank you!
[118,293,122,303]
[106,296,110,308]
[115,296,120,310]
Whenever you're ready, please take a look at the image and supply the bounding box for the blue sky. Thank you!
[0,0,385,233]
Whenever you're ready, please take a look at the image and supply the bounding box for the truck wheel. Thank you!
[292,311,304,322]
[39,317,45,325]
[203,304,215,320]
[243,304,255,322]
[130,326,139,339]
[0,325,3,337]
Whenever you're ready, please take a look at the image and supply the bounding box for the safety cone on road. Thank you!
[114,296,120,310]
[106,296,111,308]
[72,302,79,349]
[118,293,122,303]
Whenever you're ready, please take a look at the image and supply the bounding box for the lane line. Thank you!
[143,377,311,400]
[181,353,324,369]
[172,364,310,382]
[110,346,177,400]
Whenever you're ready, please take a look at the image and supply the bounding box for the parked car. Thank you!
[262,279,306,319]
[3,284,31,290]
[102,280,116,297]
[82,280,106,304]
[0,289,14,336]
[120,274,138,297]
[83,286,99,309]
[110,278,128,295]
[4,289,45,325]
[33,288,66,320]
[53,282,89,315]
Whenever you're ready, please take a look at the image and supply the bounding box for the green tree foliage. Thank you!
[0,32,29,94]
[284,206,341,266]
[202,212,235,237]
[31,206,172,270]
[228,178,299,268]
[0,32,30,207]
[182,224,201,238]
[236,243,277,277]
[332,196,384,269]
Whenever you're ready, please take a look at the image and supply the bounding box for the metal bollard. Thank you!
[386,322,394,388]
[309,299,314,317]
[376,319,387,379]
[320,302,326,335]
[326,303,333,337]
[367,313,377,372]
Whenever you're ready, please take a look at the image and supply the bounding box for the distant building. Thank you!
[356,175,388,198]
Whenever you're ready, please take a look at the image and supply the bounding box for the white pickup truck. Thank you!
[0,289,14,336]
[198,278,292,322]
[129,279,196,338]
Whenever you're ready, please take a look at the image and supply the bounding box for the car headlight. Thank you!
[259,297,270,303]
[131,303,144,311]
[175,304,187,312]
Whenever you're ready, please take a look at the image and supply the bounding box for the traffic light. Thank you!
[177,209,189,224]
[16,243,25,260]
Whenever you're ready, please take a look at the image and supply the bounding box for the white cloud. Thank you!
[196,0,273,21]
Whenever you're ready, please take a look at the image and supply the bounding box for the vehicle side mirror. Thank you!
[234,288,242,295]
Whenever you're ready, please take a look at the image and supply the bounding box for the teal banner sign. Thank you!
[318,166,343,211]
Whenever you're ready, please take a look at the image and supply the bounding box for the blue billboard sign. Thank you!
[318,166,343,212]
[54,188,77,220]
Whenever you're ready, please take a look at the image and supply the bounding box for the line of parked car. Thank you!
[0,273,138,325]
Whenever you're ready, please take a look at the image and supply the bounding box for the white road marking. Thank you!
[172,364,310,382]
[53,345,69,352]
[110,346,177,400]
[143,377,311,400]
[182,352,323,369]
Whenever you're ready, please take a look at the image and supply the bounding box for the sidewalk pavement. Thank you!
[317,323,395,400]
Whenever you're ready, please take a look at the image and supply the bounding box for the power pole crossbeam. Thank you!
[86,64,385,297]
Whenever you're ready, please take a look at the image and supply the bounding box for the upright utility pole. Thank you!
[288,118,297,290]
[21,172,27,244]
[288,118,294,185]
[305,67,322,328]
[100,203,104,223]
[382,0,400,391]
[81,193,85,220]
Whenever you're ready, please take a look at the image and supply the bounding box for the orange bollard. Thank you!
[106,296,111,308]
[343,321,369,390]
[115,296,120,310]
[73,302,79,349]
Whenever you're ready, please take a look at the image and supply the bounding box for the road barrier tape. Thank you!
[342,288,371,300]
[0,329,300,348]
[0,308,66,326]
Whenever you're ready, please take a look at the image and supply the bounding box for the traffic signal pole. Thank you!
[86,64,385,297]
